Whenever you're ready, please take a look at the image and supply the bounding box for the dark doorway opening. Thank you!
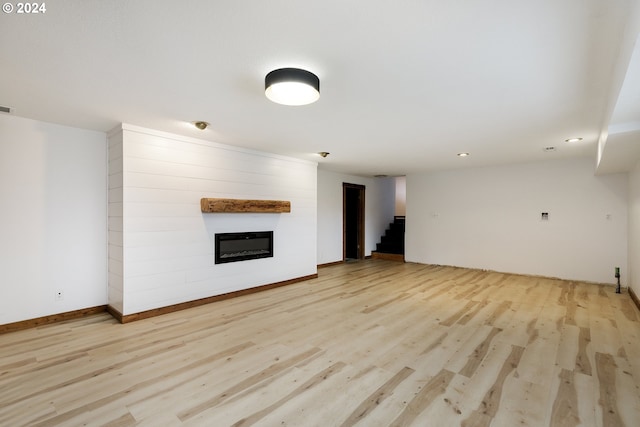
[343,183,365,261]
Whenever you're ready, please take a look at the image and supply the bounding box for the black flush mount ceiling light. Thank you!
[265,68,320,106]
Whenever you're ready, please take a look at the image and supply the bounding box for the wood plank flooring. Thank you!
[1,260,640,426]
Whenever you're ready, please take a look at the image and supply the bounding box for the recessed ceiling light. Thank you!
[317,152,330,158]
[193,121,209,130]
[457,152,470,157]
[565,137,583,143]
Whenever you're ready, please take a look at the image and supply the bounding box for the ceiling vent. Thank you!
[0,106,11,114]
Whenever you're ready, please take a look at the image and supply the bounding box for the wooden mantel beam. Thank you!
[200,198,291,213]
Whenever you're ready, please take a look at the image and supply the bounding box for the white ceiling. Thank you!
[596,30,640,175]
[1,1,639,177]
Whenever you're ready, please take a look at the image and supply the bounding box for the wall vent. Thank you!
[0,106,12,114]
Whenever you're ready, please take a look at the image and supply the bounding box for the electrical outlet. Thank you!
[55,290,64,301]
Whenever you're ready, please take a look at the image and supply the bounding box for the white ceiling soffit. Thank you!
[597,27,640,175]
[1,1,639,176]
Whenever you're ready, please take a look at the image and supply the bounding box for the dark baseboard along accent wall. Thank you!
[318,260,345,268]
[0,306,108,335]
[318,258,372,268]
[112,273,318,324]
[106,305,124,324]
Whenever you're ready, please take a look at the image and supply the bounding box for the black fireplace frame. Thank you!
[215,231,274,264]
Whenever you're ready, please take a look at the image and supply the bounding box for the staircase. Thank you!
[371,216,405,262]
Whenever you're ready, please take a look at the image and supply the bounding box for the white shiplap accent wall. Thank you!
[110,124,317,315]
[107,128,124,313]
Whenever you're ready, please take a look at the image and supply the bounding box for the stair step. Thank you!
[371,252,404,262]
[376,243,404,254]
[375,216,406,256]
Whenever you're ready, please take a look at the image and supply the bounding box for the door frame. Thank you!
[343,183,365,261]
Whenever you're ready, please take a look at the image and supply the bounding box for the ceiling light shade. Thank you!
[265,68,320,106]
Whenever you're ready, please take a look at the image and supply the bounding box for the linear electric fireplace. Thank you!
[215,231,273,264]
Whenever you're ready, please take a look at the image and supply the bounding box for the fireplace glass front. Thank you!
[215,231,273,264]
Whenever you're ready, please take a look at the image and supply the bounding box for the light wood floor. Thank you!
[2,260,640,426]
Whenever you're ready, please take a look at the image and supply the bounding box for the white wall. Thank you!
[395,176,406,216]
[406,158,627,284]
[628,160,640,295]
[317,170,395,265]
[107,130,124,314]
[109,124,317,315]
[0,115,107,324]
